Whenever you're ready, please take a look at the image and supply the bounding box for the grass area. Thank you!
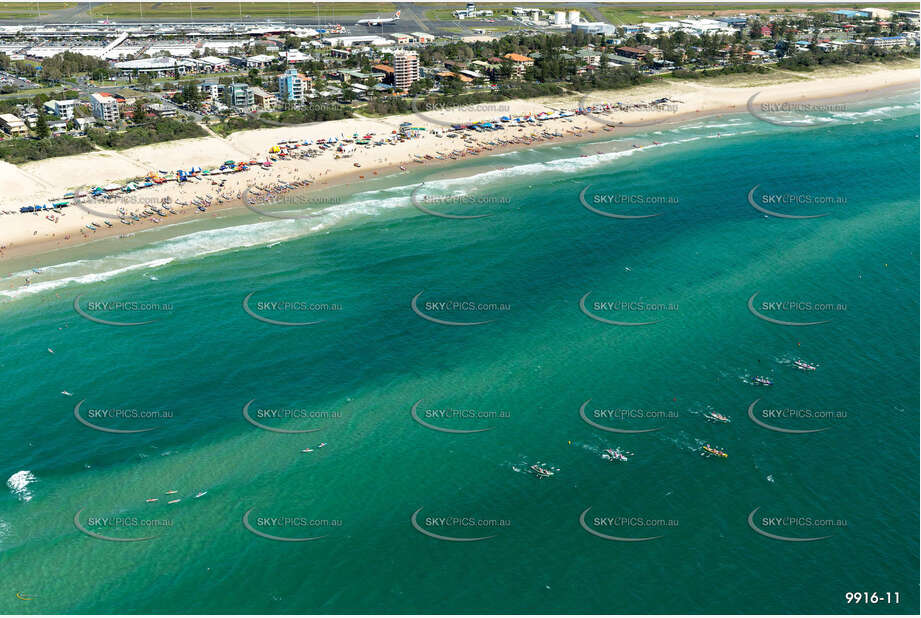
[87,2,395,19]
[424,2,916,24]
[0,86,61,100]
[600,3,919,22]
[595,8,653,24]
[0,2,75,18]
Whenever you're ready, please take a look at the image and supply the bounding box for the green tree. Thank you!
[34,109,50,138]
[132,98,147,123]
[181,81,201,109]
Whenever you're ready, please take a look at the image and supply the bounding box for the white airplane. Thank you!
[357,10,400,26]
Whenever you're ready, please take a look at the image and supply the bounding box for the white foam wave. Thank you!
[680,120,753,130]
[830,102,919,121]
[6,470,36,502]
[0,258,175,300]
[0,134,706,301]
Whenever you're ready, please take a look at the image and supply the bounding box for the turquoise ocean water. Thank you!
[0,90,918,614]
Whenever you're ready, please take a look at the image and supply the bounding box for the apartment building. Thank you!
[224,82,255,109]
[393,50,419,91]
[90,92,120,123]
[0,112,28,136]
[43,99,77,120]
[277,68,307,103]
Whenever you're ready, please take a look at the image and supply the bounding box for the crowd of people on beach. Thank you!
[0,96,682,255]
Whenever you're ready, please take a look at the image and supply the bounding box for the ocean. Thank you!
[1,89,918,614]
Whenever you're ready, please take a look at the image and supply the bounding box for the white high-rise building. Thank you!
[393,50,419,91]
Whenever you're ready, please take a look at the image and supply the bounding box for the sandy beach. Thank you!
[0,65,917,261]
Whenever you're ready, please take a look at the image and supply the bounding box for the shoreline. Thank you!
[0,65,917,267]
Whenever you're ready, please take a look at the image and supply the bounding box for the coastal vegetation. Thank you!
[0,134,94,164]
[365,82,564,116]
[86,118,208,149]
[778,45,920,69]
[211,104,354,136]
[0,118,206,164]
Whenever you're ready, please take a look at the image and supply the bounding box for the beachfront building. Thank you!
[43,99,77,120]
[867,36,908,48]
[252,87,278,111]
[393,50,420,91]
[90,92,120,124]
[200,80,224,102]
[74,117,95,132]
[576,49,602,66]
[147,103,177,118]
[277,68,307,103]
[0,112,27,136]
[502,52,534,77]
[224,82,255,110]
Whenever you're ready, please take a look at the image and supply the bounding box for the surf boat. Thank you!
[793,360,816,371]
[753,376,773,386]
[603,449,628,462]
[701,444,727,458]
[705,412,730,423]
[529,464,554,478]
